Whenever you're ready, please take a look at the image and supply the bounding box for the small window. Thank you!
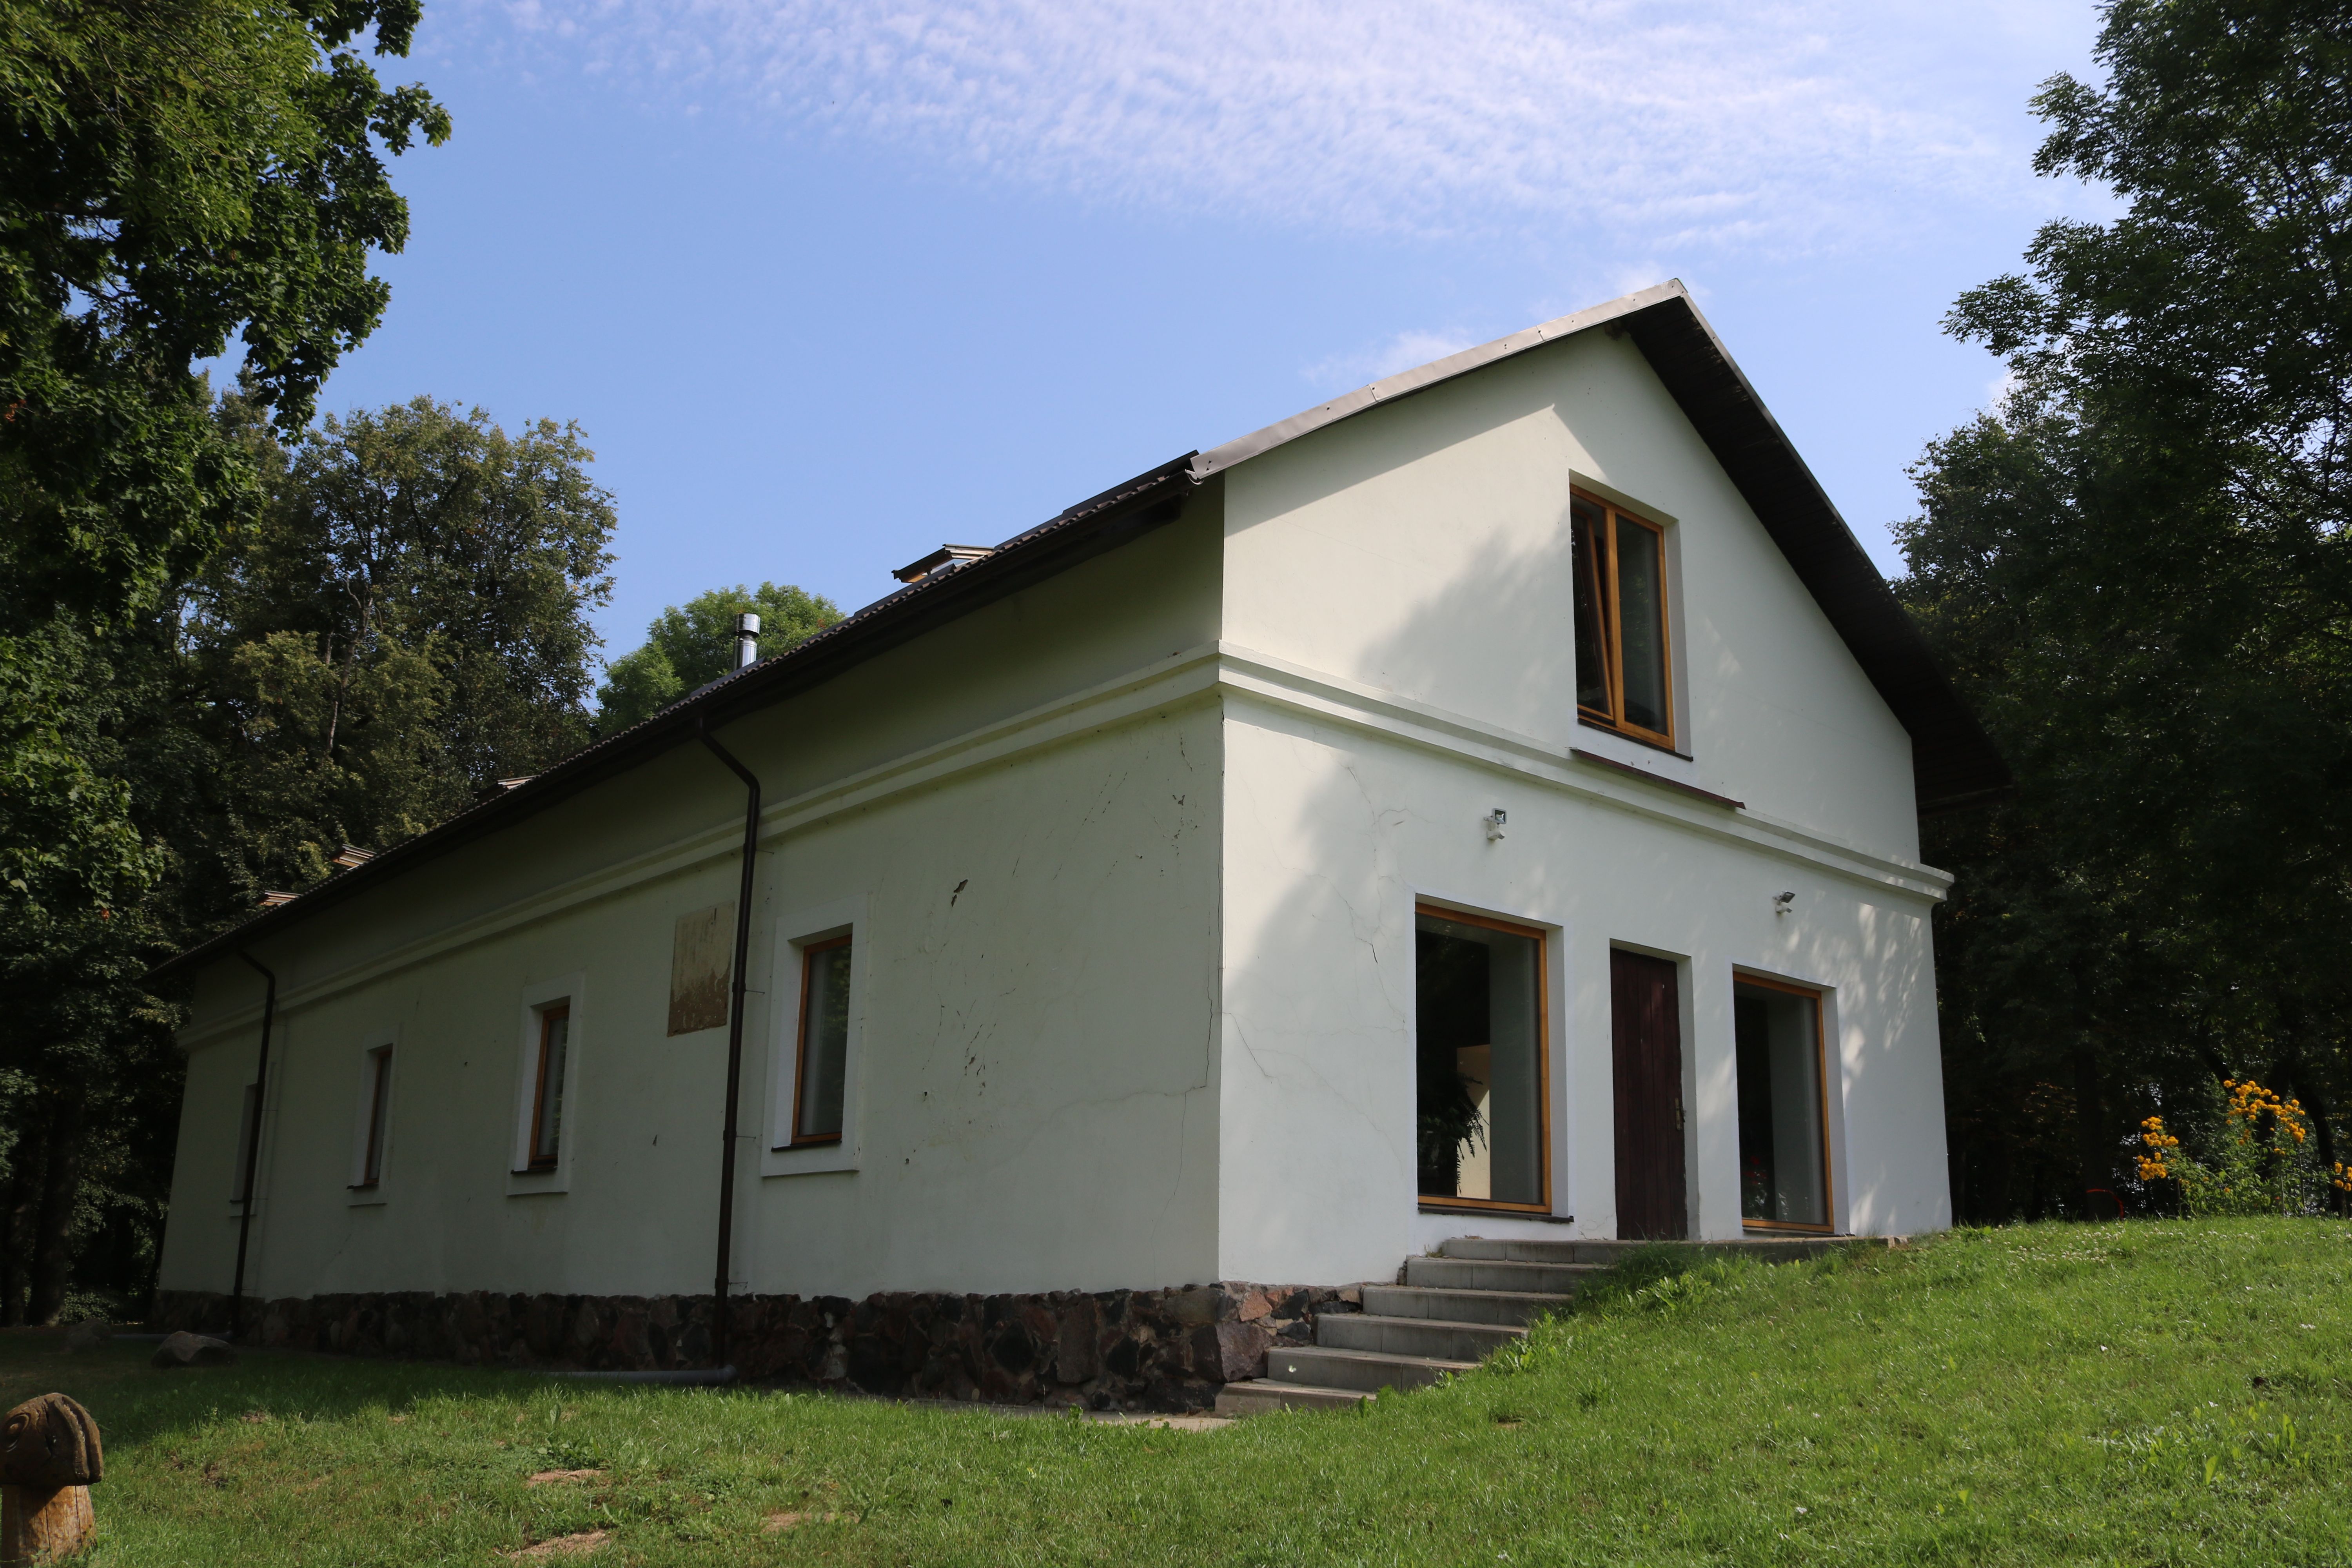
[528,1005,570,1171]
[790,937,853,1145]
[354,1045,394,1189]
[1733,978,1832,1231]
[1572,492,1674,748]
[1415,907,1548,1211]
[231,1081,261,1202]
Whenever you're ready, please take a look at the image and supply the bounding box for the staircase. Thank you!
[1214,1233,1853,1416]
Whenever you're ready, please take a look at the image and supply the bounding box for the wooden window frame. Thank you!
[1413,903,1553,1218]
[1731,972,1836,1236]
[786,935,853,1149]
[352,1044,394,1191]
[526,1003,569,1173]
[1572,488,1677,752]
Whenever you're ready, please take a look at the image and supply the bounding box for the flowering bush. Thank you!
[2138,1079,2325,1217]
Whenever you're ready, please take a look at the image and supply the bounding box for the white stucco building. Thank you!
[151,283,2005,1396]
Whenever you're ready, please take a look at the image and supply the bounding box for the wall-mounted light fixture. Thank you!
[1773,890,1795,915]
[1485,808,1508,842]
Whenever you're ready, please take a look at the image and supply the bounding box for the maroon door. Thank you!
[1611,949,1688,1240]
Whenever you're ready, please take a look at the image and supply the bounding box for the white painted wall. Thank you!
[161,317,1959,1312]
[1220,328,1923,861]
[160,502,1228,1303]
[1212,702,1948,1286]
[1210,328,1950,1284]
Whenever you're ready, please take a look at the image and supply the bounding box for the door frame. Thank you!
[1411,900,1554,1218]
[1730,970,1839,1236]
[1609,943,1693,1240]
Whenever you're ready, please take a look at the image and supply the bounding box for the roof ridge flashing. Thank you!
[1191,280,1689,479]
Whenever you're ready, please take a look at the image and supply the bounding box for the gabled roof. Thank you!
[149,282,2004,984]
[1194,280,2010,814]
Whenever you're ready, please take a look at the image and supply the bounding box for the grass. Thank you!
[7,1219,2352,1565]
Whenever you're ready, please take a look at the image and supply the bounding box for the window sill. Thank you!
[1576,713,1688,759]
[346,1186,387,1209]
[1416,1201,1570,1221]
[506,1166,569,1197]
[762,1140,857,1179]
[1740,1222,1836,1236]
[1569,747,1743,811]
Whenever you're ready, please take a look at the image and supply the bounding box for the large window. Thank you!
[1572,491,1674,748]
[1416,907,1548,1211]
[789,936,852,1145]
[1733,978,1831,1231]
[527,1004,569,1172]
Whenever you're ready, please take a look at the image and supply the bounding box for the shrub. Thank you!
[2137,1078,2328,1217]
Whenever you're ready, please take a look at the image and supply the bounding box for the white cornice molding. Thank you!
[177,640,1944,1047]
[1211,644,1949,900]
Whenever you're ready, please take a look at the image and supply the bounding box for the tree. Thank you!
[0,0,448,1323]
[2,0,450,624]
[1900,0,2352,1220]
[192,397,617,891]
[596,583,841,731]
[0,394,617,1324]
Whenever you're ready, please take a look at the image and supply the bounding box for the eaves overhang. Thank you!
[146,454,1199,985]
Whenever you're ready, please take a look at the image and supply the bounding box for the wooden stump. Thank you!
[0,1394,101,1564]
[0,1485,93,1564]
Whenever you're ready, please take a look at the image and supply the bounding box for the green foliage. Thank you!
[188,396,617,891]
[0,613,198,1327]
[10,1221,2352,1563]
[0,0,450,626]
[2144,1079,2328,1218]
[0,0,447,1324]
[596,583,842,730]
[1560,1243,1748,1319]
[0,394,613,1327]
[1901,0,2352,1218]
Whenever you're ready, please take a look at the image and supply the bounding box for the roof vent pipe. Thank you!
[734,613,760,670]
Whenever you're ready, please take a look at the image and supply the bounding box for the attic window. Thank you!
[1572,491,1675,749]
[892,544,995,584]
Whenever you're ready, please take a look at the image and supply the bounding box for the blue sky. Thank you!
[320,0,2109,662]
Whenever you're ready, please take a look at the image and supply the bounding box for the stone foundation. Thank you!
[152,1281,1359,1410]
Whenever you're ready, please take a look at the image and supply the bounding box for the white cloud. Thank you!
[453,0,2091,249]
[1303,327,1480,392]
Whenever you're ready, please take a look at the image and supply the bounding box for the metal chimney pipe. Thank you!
[734,612,760,670]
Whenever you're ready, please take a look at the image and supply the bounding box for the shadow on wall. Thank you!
[1218,476,1600,1270]
[1225,367,1586,744]
[1826,897,1938,1233]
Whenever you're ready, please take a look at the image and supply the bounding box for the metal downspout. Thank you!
[231,952,278,1341]
[697,714,760,1374]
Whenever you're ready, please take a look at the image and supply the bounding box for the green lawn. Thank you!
[7,1220,2351,1565]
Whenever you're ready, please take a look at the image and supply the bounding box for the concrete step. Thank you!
[1437,1235,1853,1264]
[1359,1284,1571,1327]
[1264,1345,1475,1395]
[1403,1255,1604,1294]
[1317,1314,1524,1362]
[1214,1380,1373,1417]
